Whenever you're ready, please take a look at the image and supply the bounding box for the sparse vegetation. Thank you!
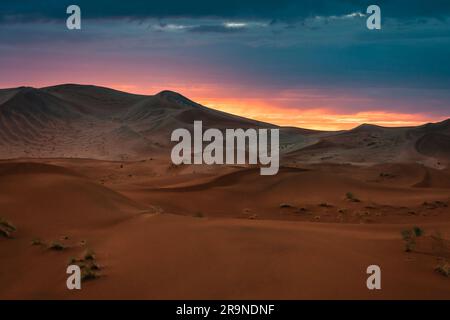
[422,201,449,209]
[401,227,424,252]
[68,248,101,282]
[31,238,44,246]
[81,268,99,281]
[430,231,450,277]
[0,218,16,238]
[0,229,9,238]
[48,241,65,251]
[319,202,333,208]
[413,226,424,237]
[0,218,16,231]
[401,230,414,252]
[434,261,449,277]
[68,257,78,265]
[84,249,96,261]
[345,192,361,202]
[90,262,101,271]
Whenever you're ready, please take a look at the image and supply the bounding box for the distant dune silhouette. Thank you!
[0,84,448,167]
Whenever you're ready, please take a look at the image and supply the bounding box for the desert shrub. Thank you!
[0,218,16,238]
[0,218,16,231]
[319,203,332,208]
[346,192,360,202]
[279,203,294,208]
[401,229,416,252]
[90,262,101,271]
[84,249,95,261]
[81,268,99,281]
[48,241,65,251]
[0,229,10,238]
[67,250,101,281]
[401,226,424,252]
[413,226,424,237]
[434,261,449,277]
[67,257,77,265]
[31,238,44,246]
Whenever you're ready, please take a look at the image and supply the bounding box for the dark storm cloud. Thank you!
[1,0,450,23]
[1,0,449,119]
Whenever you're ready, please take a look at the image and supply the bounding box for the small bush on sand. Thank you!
[84,249,96,261]
[68,251,101,281]
[401,230,415,252]
[319,203,333,208]
[434,261,449,277]
[0,218,16,238]
[68,257,78,265]
[413,226,424,237]
[346,192,360,202]
[0,218,16,231]
[0,229,9,238]
[48,241,65,251]
[90,262,101,271]
[279,203,294,208]
[31,238,44,246]
[401,226,424,252]
[81,268,99,281]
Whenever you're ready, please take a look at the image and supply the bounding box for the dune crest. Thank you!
[0,84,448,167]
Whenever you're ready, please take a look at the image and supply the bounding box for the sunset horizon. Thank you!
[2,82,448,131]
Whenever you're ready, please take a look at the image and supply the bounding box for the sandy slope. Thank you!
[0,160,449,299]
[1,84,448,167]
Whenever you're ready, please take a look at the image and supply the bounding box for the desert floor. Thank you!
[0,158,449,299]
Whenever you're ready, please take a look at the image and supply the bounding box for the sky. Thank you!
[0,1,449,130]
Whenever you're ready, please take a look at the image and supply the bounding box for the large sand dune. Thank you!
[1,84,448,166]
[0,85,449,299]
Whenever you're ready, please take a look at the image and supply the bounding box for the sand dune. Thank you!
[0,162,147,236]
[0,84,449,299]
[0,159,449,299]
[1,84,448,167]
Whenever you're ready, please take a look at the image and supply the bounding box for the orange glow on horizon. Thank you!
[104,83,448,131]
[1,80,445,131]
[194,98,444,131]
